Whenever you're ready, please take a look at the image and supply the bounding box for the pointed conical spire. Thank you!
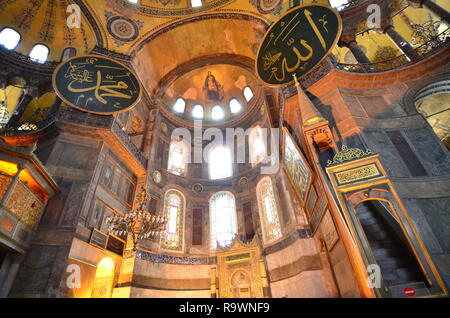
[293,74,326,128]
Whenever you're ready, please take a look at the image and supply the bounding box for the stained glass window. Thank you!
[208,145,232,180]
[161,190,184,251]
[168,140,187,176]
[210,191,237,250]
[257,177,282,242]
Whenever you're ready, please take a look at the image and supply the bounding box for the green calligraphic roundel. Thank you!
[256,4,342,86]
[52,55,142,115]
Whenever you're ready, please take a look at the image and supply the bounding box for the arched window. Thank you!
[0,28,21,50]
[210,191,237,249]
[229,98,242,114]
[160,190,185,251]
[243,86,254,102]
[257,177,282,242]
[329,0,349,10]
[192,104,204,119]
[249,125,267,165]
[29,44,49,63]
[173,98,186,113]
[167,139,189,176]
[61,47,76,61]
[208,145,232,180]
[191,0,202,7]
[211,105,224,120]
[415,83,450,151]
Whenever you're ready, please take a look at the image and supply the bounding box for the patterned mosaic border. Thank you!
[116,0,235,17]
[136,250,217,265]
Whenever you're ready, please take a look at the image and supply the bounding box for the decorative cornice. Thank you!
[327,145,375,167]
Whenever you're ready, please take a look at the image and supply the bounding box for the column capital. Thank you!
[338,33,357,48]
[373,18,395,34]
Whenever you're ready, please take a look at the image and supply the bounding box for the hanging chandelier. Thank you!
[106,187,168,251]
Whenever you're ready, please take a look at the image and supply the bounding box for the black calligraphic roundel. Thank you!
[256,4,342,86]
[52,55,142,115]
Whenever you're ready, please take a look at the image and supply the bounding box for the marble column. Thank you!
[339,34,372,71]
[210,266,217,298]
[347,40,372,64]
[384,25,417,60]
[409,0,450,26]
[0,254,24,297]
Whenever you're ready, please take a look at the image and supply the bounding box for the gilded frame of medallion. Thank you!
[255,3,343,87]
[326,155,448,298]
[52,54,143,115]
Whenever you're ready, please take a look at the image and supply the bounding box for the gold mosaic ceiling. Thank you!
[2,0,447,123]
[0,0,97,61]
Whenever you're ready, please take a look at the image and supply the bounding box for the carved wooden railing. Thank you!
[335,27,450,73]
[335,0,369,11]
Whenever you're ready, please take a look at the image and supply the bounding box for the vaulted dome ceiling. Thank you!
[110,0,236,17]
[0,0,98,61]
[160,64,259,124]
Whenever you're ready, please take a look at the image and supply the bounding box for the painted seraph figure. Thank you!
[203,71,224,102]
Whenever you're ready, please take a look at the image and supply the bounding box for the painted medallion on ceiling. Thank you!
[249,0,282,15]
[105,12,143,46]
[111,0,235,16]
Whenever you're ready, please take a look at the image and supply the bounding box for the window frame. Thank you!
[256,177,282,243]
[160,189,186,252]
[99,154,137,206]
[0,27,22,50]
[167,139,189,176]
[211,105,225,120]
[208,144,233,180]
[29,43,50,63]
[243,86,254,102]
[192,104,204,119]
[229,98,242,114]
[209,191,238,250]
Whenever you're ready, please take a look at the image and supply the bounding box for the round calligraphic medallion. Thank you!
[52,55,142,115]
[256,4,342,86]
[192,183,204,193]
